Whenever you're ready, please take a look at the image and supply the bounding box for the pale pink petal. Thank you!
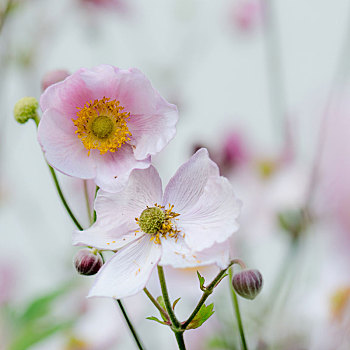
[162,148,220,213]
[94,165,163,229]
[88,236,161,299]
[38,108,96,178]
[159,236,230,269]
[127,105,178,160]
[91,145,152,193]
[178,176,241,251]
[73,224,143,250]
[40,70,92,117]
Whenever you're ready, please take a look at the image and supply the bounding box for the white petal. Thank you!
[179,176,242,251]
[91,145,151,193]
[159,236,230,269]
[88,236,162,299]
[72,224,143,250]
[162,148,219,213]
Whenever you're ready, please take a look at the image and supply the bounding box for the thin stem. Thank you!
[48,165,83,231]
[143,287,170,322]
[182,260,240,329]
[84,180,93,225]
[115,299,145,350]
[0,0,13,34]
[157,266,180,328]
[228,268,248,350]
[174,331,186,350]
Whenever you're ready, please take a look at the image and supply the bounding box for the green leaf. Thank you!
[146,316,168,326]
[172,297,181,310]
[8,320,74,350]
[197,271,206,291]
[156,296,168,322]
[19,283,72,325]
[186,303,215,329]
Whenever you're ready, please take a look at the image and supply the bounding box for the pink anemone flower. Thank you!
[38,64,178,192]
[73,149,242,299]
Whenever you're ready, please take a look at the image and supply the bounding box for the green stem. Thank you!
[174,331,186,350]
[182,260,242,329]
[33,114,83,231]
[84,180,93,225]
[228,268,248,350]
[93,186,99,223]
[48,165,83,231]
[157,266,180,328]
[115,299,145,350]
[143,287,170,322]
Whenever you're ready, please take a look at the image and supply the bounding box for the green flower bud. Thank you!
[232,269,263,300]
[13,97,39,124]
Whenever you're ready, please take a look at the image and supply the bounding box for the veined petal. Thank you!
[159,236,230,269]
[162,148,219,213]
[73,224,143,251]
[179,176,242,251]
[88,236,161,299]
[94,165,163,227]
[40,70,91,117]
[127,103,178,160]
[92,145,151,193]
[38,108,96,178]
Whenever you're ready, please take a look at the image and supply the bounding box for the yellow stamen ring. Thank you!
[73,97,131,155]
[135,204,180,245]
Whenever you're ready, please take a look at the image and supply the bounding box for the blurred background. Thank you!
[1,0,350,349]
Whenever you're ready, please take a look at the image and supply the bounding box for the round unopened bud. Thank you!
[41,69,70,91]
[232,269,263,300]
[13,97,39,124]
[74,249,103,276]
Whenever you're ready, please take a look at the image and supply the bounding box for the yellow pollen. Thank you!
[135,204,181,245]
[73,97,131,155]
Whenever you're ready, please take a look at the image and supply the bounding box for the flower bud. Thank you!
[277,208,305,239]
[74,248,103,276]
[41,69,70,91]
[13,97,39,124]
[232,269,263,300]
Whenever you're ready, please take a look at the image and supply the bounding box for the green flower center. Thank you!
[138,207,165,235]
[91,115,114,139]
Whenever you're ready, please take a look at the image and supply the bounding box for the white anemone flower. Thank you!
[73,149,241,299]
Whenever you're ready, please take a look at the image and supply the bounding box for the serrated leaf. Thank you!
[186,303,215,329]
[172,297,181,310]
[146,316,168,326]
[197,271,205,291]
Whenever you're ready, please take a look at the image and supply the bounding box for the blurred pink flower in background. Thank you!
[41,69,70,92]
[38,64,178,192]
[317,88,350,252]
[79,0,129,13]
[229,0,265,33]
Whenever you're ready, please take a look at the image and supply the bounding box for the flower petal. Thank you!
[92,145,151,193]
[159,236,230,269]
[162,148,220,214]
[127,104,178,160]
[88,236,161,299]
[40,69,92,117]
[179,176,242,251]
[38,108,96,178]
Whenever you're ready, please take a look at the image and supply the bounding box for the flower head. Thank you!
[38,65,178,192]
[73,149,242,299]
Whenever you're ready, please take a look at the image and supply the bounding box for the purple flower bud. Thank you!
[74,249,103,276]
[232,269,263,300]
